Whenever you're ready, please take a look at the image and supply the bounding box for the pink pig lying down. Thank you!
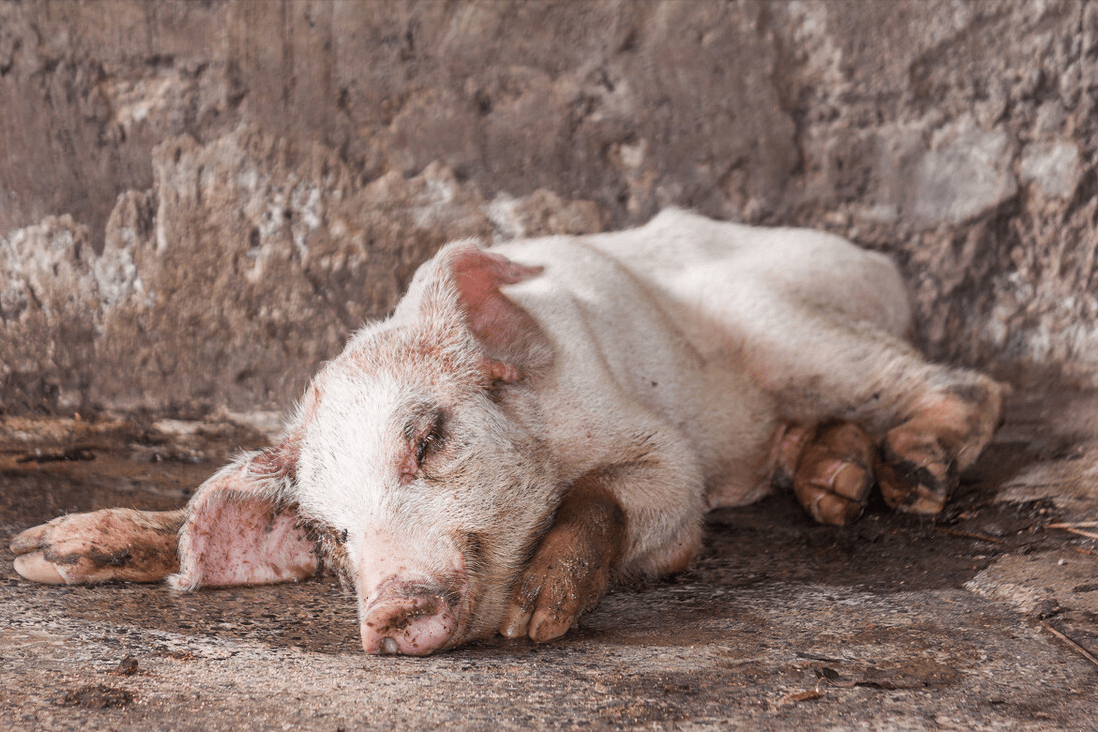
[11,209,1004,656]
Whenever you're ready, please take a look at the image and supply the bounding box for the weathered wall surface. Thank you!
[0,0,1094,416]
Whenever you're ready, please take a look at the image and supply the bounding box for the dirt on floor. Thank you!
[1,388,1097,731]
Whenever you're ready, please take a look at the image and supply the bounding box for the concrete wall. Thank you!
[1,0,1095,416]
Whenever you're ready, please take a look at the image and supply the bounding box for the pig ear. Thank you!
[443,245,553,381]
[169,437,320,590]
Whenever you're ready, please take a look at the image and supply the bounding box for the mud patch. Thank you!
[56,685,133,709]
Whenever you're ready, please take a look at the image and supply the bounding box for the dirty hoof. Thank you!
[793,421,875,526]
[9,508,184,585]
[876,427,958,515]
[501,526,616,643]
[501,475,626,643]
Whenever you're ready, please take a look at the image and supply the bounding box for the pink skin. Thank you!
[353,533,469,655]
[9,245,561,655]
[360,584,464,656]
[179,498,318,587]
[168,456,320,591]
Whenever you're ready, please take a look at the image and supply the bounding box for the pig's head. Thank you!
[259,243,561,655]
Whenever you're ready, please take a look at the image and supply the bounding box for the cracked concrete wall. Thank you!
[0,0,1095,416]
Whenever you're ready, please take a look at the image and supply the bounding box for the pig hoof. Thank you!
[502,568,579,643]
[793,422,874,526]
[9,509,183,584]
[12,552,68,584]
[502,552,609,643]
[501,477,627,644]
[876,428,957,515]
[378,637,401,655]
[500,606,534,640]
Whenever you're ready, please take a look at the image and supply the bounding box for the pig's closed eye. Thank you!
[405,409,447,475]
[415,432,435,464]
[415,422,444,466]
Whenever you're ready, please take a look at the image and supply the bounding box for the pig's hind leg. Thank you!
[11,508,185,585]
[872,379,1004,515]
[784,421,877,526]
[749,308,1005,519]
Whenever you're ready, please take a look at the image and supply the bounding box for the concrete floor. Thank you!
[2,388,1097,731]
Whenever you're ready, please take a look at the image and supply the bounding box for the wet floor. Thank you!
[2,391,1097,731]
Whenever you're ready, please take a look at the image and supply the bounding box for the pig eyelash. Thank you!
[399,406,449,479]
[407,409,447,470]
[414,422,445,466]
[415,433,435,464]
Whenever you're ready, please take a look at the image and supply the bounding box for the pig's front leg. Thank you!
[501,473,628,642]
[12,444,322,590]
[11,508,185,584]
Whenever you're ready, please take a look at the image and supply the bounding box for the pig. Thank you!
[10,209,1004,655]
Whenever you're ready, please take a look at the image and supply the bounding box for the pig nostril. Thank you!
[362,586,465,655]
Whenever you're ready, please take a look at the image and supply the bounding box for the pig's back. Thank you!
[584,208,912,343]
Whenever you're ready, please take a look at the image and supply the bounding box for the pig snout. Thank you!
[361,580,464,656]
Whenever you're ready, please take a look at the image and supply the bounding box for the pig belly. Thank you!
[706,476,777,509]
[665,364,786,509]
[702,418,790,509]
